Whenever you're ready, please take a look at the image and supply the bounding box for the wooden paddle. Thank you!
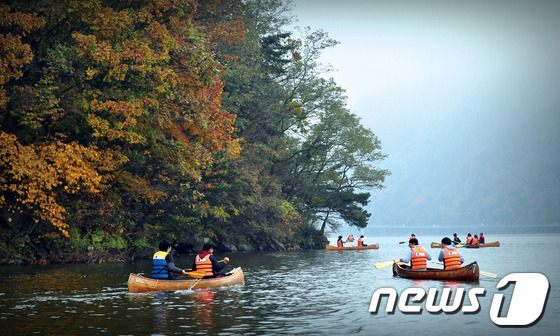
[431,261,498,278]
[185,270,206,278]
[175,260,226,278]
[374,260,405,269]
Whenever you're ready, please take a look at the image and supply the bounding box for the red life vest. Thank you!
[348,236,354,242]
[443,247,462,269]
[480,235,485,244]
[337,240,343,247]
[466,236,473,244]
[410,246,428,269]
[471,237,479,245]
[357,238,363,246]
[195,253,214,276]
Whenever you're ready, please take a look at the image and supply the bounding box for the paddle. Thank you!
[185,270,206,278]
[431,261,498,278]
[399,241,406,244]
[374,260,405,269]
[175,260,226,278]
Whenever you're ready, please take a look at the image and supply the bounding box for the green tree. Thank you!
[0,0,243,258]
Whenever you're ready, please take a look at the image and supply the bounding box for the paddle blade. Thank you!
[374,261,395,269]
[480,271,498,278]
[186,271,207,279]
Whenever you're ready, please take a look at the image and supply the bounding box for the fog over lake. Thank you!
[291,0,560,230]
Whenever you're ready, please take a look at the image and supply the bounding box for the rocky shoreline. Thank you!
[1,238,328,265]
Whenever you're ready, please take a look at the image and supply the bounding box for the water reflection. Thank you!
[152,291,172,332]
[194,289,215,334]
[0,235,559,335]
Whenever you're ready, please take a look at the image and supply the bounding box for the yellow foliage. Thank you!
[0,131,109,237]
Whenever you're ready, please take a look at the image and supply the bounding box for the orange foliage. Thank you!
[0,4,45,108]
[0,0,245,242]
[0,132,110,237]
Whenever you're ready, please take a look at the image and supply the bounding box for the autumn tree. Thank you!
[0,0,243,259]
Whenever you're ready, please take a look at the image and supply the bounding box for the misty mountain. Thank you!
[365,102,560,228]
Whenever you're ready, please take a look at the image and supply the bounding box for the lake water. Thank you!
[1,234,558,335]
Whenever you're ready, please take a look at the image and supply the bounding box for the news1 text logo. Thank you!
[369,273,550,327]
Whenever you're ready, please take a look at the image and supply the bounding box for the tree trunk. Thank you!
[319,210,330,235]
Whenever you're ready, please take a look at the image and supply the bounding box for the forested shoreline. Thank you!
[0,0,388,264]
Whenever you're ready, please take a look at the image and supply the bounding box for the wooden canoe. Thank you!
[431,242,464,248]
[465,241,500,248]
[326,243,379,250]
[392,261,479,281]
[430,241,500,248]
[128,267,244,293]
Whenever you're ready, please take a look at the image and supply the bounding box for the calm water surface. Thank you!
[1,234,558,335]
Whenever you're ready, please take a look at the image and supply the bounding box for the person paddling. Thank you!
[152,240,189,279]
[466,233,473,245]
[337,235,346,247]
[472,234,479,245]
[357,235,368,247]
[452,233,461,245]
[438,237,464,269]
[192,244,230,278]
[397,238,431,270]
[479,233,485,244]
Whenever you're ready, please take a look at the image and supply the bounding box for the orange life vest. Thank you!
[357,238,363,246]
[410,246,428,269]
[348,236,354,242]
[471,237,479,245]
[195,253,214,276]
[337,240,343,247]
[466,236,473,244]
[443,247,462,269]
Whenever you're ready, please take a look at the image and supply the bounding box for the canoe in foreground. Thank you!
[392,261,479,281]
[326,243,379,250]
[430,241,500,248]
[128,267,244,293]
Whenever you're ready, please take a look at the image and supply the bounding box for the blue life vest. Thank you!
[152,251,171,279]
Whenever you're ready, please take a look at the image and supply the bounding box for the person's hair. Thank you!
[474,234,478,238]
[202,243,213,251]
[159,240,171,251]
[441,237,452,245]
[480,233,483,235]
[360,235,364,238]
[467,233,471,236]
[453,233,457,236]
[409,238,419,245]
[411,234,415,237]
